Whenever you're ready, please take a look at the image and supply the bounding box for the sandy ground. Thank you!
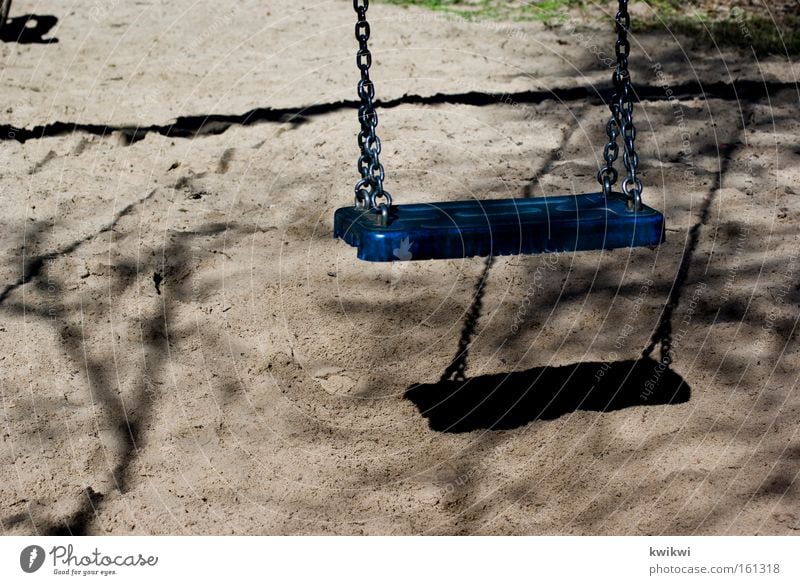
[1,0,799,535]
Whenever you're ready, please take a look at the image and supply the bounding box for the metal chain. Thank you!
[642,309,673,369]
[597,0,642,210]
[353,0,392,219]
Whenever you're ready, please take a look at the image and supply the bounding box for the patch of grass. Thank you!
[641,0,685,15]
[380,1,800,55]
[381,0,585,24]
[638,13,800,56]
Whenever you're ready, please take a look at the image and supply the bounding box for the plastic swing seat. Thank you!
[337,1,663,263]
[334,191,665,262]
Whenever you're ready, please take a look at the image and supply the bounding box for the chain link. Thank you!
[642,306,673,369]
[597,0,642,210]
[352,0,392,217]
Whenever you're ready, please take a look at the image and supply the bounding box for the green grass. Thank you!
[638,13,800,56]
[381,0,585,24]
[379,1,800,54]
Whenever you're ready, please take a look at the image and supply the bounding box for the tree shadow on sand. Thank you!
[0,187,255,534]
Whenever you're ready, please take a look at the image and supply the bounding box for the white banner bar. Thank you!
[1,536,797,584]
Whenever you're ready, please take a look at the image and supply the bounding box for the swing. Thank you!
[334,0,664,262]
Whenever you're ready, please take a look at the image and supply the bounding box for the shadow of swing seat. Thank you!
[404,357,690,433]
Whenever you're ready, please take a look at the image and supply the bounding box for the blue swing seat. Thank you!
[333,192,664,262]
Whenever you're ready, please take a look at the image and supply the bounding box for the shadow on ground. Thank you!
[405,357,689,432]
[0,185,257,534]
[0,14,58,44]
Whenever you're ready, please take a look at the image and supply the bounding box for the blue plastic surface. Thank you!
[333,192,665,262]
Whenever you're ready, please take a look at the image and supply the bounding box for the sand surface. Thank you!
[1,1,799,535]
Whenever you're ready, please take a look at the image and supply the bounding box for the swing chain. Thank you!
[352,0,393,219]
[598,0,642,211]
[643,302,673,368]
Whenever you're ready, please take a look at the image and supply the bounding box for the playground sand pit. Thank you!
[1,1,799,535]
